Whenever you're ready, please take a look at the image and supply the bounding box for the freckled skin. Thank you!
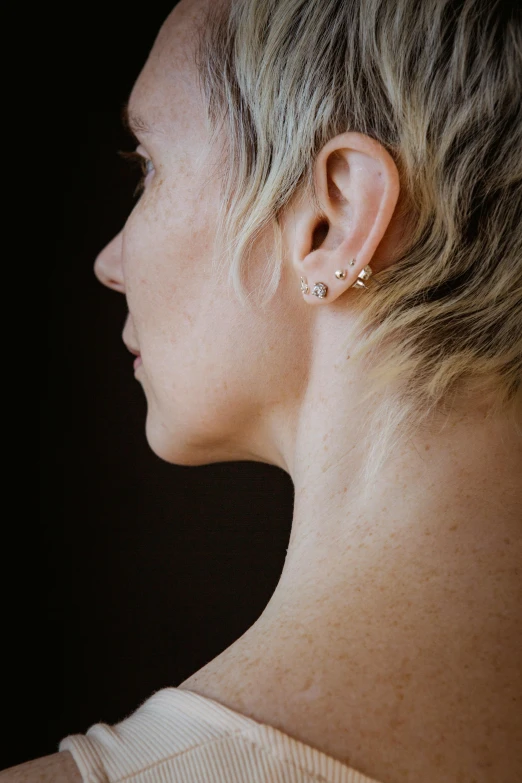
[87,2,522,783]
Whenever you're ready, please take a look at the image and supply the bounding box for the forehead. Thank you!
[127,0,210,133]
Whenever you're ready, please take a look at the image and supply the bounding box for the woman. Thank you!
[6,0,521,781]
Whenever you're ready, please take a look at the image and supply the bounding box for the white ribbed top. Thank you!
[59,687,383,783]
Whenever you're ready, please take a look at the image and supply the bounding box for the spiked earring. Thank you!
[351,264,373,289]
[299,260,373,297]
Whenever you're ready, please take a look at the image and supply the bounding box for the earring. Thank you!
[351,264,373,289]
[335,258,356,280]
[311,282,328,298]
[299,261,373,296]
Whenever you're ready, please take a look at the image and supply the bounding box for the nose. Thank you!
[94,231,125,293]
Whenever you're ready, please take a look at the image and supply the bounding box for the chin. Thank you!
[144,407,242,467]
[144,413,205,466]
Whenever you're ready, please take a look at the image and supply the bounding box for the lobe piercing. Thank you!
[311,282,328,298]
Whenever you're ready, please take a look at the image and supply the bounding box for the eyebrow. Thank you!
[122,102,154,137]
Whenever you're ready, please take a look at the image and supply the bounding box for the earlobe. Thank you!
[299,262,375,302]
[292,132,399,305]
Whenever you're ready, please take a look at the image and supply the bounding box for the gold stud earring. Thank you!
[335,258,356,279]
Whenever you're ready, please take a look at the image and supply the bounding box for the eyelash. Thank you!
[119,149,155,196]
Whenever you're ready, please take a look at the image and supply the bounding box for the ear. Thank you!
[290,132,399,305]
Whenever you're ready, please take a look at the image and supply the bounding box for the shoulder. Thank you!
[0,752,82,783]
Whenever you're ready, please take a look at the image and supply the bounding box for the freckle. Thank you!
[424,444,430,450]
[504,537,511,545]
[449,523,458,531]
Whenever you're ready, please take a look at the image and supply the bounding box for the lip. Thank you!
[123,341,142,371]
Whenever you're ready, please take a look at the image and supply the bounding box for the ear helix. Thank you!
[300,259,374,299]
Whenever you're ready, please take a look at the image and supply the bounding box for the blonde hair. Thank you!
[194,0,522,488]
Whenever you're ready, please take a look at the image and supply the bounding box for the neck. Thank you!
[180,361,522,782]
[279,383,521,602]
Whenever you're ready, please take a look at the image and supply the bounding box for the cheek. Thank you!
[122,176,212,329]
[115,174,307,462]
[119,169,233,414]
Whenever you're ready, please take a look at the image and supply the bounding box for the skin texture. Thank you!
[0,753,81,782]
[9,1,521,781]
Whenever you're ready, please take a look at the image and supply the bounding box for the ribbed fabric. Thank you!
[59,687,383,783]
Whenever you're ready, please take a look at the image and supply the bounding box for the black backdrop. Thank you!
[20,0,293,771]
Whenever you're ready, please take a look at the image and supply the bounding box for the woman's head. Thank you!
[95,0,521,485]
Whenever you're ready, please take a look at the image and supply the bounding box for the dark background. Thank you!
[15,0,293,771]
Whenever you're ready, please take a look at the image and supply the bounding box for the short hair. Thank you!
[194,0,521,487]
